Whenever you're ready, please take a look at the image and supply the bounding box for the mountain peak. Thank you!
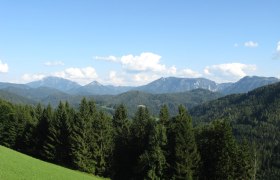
[86,81,103,86]
[27,76,81,92]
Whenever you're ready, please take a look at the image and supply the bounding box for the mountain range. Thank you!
[3,75,279,95]
[0,75,278,108]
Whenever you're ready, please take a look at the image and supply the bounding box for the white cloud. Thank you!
[132,73,160,85]
[166,66,177,75]
[273,41,280,59]
[179,68,202,78]
[22,73,45,82]
[0,60,9,73]
[108,71,124,85]
[94,52,205,85]
[204,63,257,82]
[44,61,64,66]
[54,66,98,85]
[120,52,166,72]
[244,41,258,48]
[277,41,280,52]
[95,56,118,62]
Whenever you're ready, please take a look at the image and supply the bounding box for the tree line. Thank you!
[0,98,255,179]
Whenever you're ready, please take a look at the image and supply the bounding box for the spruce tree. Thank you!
[167,105,200,180]
[131,106,152,179]
[0,101,17,148]
[112,104,132,179]
[159,104,169,126]
[138,121,167,180]
[42,101,72,166]
[36,104,53,158]
[92,111,113,177]
[70,98,96,173]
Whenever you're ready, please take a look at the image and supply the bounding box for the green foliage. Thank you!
[112,104,132,179]
[0,92,268,179]
[70,99,95,173]
[191,82,280,179]
[196,120,255,179]
[167,105,200,179]
[138,121,167,180]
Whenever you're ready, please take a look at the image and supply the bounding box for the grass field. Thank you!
[0,145,105,180]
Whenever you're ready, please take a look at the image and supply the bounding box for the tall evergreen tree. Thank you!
[138,121,167,180]
[92,111,113,177]
[167,105,200,180]
[70,99,94,172]
[0,101,17,148]
[112,104,132,179]
[36,104,53,158]
[130,106,154,179]
[42,101,72,166]
[159,104,169,126]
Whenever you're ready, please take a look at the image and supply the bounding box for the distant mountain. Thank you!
[93,88,222,116]
[0,82,29,90]
[1,76,278,97]
[0,90,36,105]
[134,77,218,94]
[27,76,81,92]
[134,76,279,95]
[71,81,133,95]
[220,76,280,95]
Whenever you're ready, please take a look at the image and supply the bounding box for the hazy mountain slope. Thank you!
[71,81,133,95]
[0,90,36,105]
[27,76,81,92]
[190,82,280,179]
[93,89,222,116]
[221,76,279,94]
[134,77,218,93]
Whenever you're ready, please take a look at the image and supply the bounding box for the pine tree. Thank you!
[138,121,167,180]
[112,104,132,179]
[159,104,169,126]
[0,101,17,148]
[92,111,113,177]
[36,104,53,158]
[42,101,72,166]
[167,105,200,180]
[131,106,152,179]
[70,98,96,173]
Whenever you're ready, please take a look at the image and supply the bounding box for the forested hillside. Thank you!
[94,89,221,116]
[190,82,280,179]
[0,97,254,179]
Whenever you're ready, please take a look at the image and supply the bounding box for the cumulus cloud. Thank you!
[179,68,202,78]
[244,41,258,48]
[120,52,166,72]
[0,60,9,73]
[22,73,45,82]
[54,66,98,85]
[204,63,257,82]
[44,61,64,66]
[108,71,124,85]
[277,41,280,52]
[94,52,205,85]
[95,56,118,62]
[132,73,160,85]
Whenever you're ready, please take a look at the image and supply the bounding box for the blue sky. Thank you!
[0,0,279,85]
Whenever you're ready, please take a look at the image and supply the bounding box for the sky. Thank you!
[0,0,280,86]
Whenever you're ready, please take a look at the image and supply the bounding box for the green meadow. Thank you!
[0,145,104,180]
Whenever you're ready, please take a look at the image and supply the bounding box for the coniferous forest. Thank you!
[1,97,260,180]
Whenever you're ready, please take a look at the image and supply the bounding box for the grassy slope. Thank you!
[0,146,104,180]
